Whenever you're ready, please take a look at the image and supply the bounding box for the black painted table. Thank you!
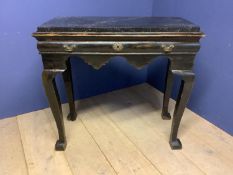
[33,17,204,151]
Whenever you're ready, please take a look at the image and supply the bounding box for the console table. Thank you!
[33,17,204,151]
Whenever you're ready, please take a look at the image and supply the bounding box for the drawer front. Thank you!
[37,41,200,54]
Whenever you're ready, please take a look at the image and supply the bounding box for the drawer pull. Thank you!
[161,44,175,53]
[113,42,124,52]
[63,44,76,52]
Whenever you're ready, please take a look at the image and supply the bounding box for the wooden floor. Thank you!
[1,84,233,175]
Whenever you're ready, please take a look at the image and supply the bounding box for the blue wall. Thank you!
[148,0,233,135]
[0,0,153,118]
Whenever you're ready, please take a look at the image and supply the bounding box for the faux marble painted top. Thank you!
[37,17,200,33]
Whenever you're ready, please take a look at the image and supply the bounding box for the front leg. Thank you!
[169,71,195,149]
[62,58,77,121]
[42,70,67,151]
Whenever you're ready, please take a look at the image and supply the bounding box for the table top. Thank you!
[37,17,200,33]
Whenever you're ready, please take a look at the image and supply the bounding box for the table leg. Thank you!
[162,62,173,120]
[42,70,66,151]
[169,71,195,149]
[62,59,77,121]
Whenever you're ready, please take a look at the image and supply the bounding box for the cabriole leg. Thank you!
[42,70,67,151]
[169,71,195,149]
[62,58,77,121]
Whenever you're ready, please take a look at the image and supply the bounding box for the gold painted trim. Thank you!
[33,32,205,38]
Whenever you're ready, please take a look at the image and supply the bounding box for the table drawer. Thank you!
[37,41,200,54]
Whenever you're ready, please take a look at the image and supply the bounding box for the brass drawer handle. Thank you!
[161,44,175,53]
[63,44,76,52]
[113,42,124,52]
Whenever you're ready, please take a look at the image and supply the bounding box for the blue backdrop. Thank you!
[0,0,232,135]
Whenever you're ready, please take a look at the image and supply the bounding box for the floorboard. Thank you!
[91,90,204,175]
[78,99,161,175]
[17,111,73,175]
[46,107,117,175]
[1,83,233,175]
[0,117,28,175]
[131,84,233,175]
